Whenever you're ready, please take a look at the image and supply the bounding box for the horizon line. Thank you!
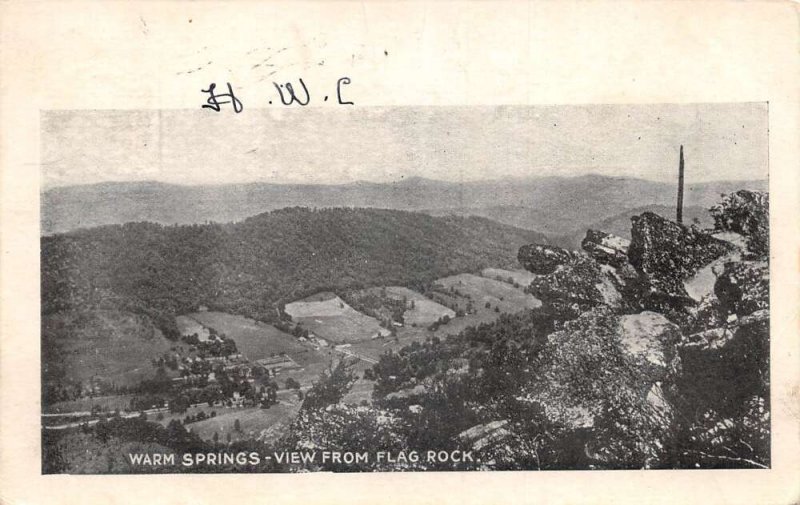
[42,172,769,192]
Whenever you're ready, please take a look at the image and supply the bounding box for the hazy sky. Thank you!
[41,103,768,188]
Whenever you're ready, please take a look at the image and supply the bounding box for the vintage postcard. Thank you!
[1,2,798,504]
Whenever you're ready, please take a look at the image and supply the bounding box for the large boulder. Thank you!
[526,255,622,319]
[581,229,630,268]
[710,190,769,259]
[525,308,681,468]
[628,212,735,311]
[518,244,577,275]
[618,311,682,370]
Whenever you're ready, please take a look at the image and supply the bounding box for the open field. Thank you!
[185,404,300,444]
[186,311,324,366]
[277,359,334,388]
[341,378,375,405]
[45,394,137,415]
[433,273,541,314]
[286,293,389,343]
[383,286,455,326]
[433,311,505,338]
[42,310,174,390]
[176,315,211,341]
[480,268,539,289]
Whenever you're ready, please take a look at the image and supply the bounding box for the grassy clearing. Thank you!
[382,286,455,326]
[187,311,325,366]
[45,394,137,415]
[185,404,299,444]
[434,273,541,314]
[176,315,211,341]
[295,314,386,344]
[480,268,539,289]
[42,310,174,389]
[286,293,387,344]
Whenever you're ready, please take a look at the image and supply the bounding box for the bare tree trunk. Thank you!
[677,145,685,224]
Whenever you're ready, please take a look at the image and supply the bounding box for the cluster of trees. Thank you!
[342,288,407,327]
[182,410,216,425]
[427,315,451,332]
[192,335,238,358]
[300,358,358,411]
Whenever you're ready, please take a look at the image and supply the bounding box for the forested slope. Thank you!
[42,207,548,335]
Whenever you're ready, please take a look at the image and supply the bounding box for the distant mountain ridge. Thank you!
[42,175,767,237]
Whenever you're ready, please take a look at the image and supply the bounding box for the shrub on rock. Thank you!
[710,190,769,259]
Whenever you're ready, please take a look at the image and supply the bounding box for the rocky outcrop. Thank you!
[517,244,578,274]
[525,254,623,319]
[525,308,681,467]
[458,420,511,452]
[710,190,769,259]
[581,229,630,268]
[628,212,735,312]
[508,190,770,469]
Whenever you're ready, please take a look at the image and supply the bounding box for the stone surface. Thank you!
[517,244,577,275]
[526,308,680,466]
[628,212,735,310]
[526,256,620,319]
[618,311,681,370]
[581,229,631,268]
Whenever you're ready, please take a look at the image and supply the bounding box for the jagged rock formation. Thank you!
[284,187,770,472]
[526,255,623,319]
[627,212,735,314]
[522,308,680,467]
[517,244,578,275]
[581,229,630,268]
[508,188,770,469]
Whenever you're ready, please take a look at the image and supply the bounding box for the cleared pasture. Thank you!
[286,293,388,343]
[480,268,539,289]
[176,315,211,341]
[434,273,541,314]
[186,404,300,444]
[187,311,325,366]
[295,314,387,344]
[382,286,455,326]
[42,310,174,389]
[45,394,137,415]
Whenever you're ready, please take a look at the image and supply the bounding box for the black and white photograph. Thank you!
[40,103,770,473]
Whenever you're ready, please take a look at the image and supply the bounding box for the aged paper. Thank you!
[1,1,799,504]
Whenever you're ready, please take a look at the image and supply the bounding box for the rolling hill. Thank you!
[41,175,767,237]
[42,207,548,337]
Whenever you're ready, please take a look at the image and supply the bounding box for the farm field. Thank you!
[45,394,137,415]
[382,286,455,326]
[341,377,375,405]
[285,293,389,344]
[433,273,541,314]
[480,268,539,289]
[185,311,326,367]
[42,310,174,390]
[277,359,334,389]
[433,311,504,338]
[184,404,300,444]
[176,315,211,341]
